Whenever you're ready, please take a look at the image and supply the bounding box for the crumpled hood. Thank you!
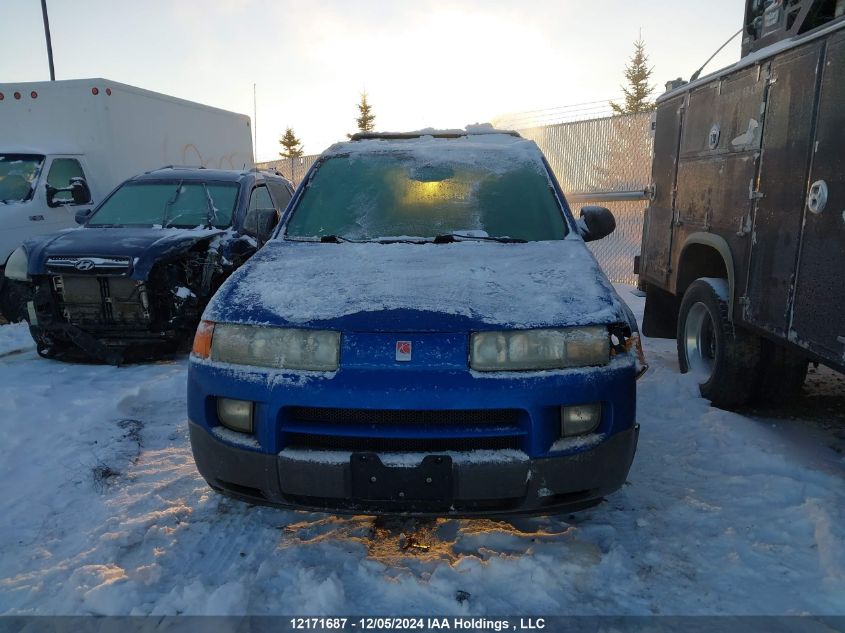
[206,239,631,332]
[26,226,226,279]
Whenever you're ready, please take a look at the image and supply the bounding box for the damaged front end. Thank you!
[28,237,235,363]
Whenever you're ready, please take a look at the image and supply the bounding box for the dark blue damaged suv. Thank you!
[6,167,293,363]
[187,128,646,516]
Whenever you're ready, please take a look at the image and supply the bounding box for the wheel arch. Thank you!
[674,233,736,320]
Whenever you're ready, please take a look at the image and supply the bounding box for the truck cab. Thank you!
[1,152,96,252]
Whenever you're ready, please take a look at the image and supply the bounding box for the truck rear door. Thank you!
[789,32,845,368]
[743,41,824,339]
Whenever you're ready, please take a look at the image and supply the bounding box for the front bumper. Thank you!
[189,421,639,516]
[27,276,194,360]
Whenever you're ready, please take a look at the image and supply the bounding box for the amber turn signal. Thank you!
[192,320,215,358]
[625,333,649,379]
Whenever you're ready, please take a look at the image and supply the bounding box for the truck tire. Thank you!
[0,278,31,324]
[677,278,761,409]
[753,340,808,404]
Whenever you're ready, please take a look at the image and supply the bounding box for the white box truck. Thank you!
[0,77,254,314]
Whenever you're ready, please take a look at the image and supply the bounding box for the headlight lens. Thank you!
[217,398,254,433]
[210,323,340,371]
[561,403,602,437]
[4,247,29,281]
[470,326,609,371]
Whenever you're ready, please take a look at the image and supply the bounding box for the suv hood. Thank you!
[206,240,630,332]
[26,226,226,280]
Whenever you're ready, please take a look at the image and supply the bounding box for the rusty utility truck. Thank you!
[638,0,845,408]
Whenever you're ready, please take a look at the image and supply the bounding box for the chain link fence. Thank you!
[257,155,320,185]
[517,112,654,285]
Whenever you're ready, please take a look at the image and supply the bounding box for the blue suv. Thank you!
[188,129,646,516]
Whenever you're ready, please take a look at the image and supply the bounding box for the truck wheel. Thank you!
[753,340,808,405]
[677,278,761,409]
[0,278,32,324]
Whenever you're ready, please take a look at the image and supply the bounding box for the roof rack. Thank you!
[350,130,521,141]
[147,165,207,173]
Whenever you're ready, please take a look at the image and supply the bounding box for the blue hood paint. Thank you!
[205,240,634,333]
[26,226,226,280]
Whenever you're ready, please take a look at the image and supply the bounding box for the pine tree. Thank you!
[355,92,376,134]
[279,128,304,159]
[610,38,656,115]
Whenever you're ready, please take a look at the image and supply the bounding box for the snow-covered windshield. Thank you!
[285,143,568,242]
[0,154,44,203]
[87,180,239,228]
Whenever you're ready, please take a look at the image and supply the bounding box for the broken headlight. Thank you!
[4,247,29,281]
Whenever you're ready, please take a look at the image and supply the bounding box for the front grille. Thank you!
[285,407,521,427]
[46,256,131,274]
[284,434,521,452]
[53,275,150,326]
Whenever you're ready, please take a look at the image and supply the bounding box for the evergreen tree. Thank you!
[279,127,304,159]
[610,38,656,115]
[355,92,376,134]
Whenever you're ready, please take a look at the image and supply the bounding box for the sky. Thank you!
[2,0,745,161]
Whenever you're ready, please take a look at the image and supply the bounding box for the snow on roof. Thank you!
[322,126,544,174]
[350,123,520,140]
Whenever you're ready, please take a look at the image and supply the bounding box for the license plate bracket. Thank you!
[350,453,453,503]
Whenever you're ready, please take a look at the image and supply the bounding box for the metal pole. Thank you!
[41,0,56,81]
[252,83,257,164]
[568,189,652,203]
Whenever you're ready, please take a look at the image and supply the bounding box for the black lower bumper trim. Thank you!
[189,422,639,517]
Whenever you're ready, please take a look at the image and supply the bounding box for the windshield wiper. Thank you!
[283,235,360,243]
[202,183,219,229]
[162,180,184,227]
[433,233,527,244]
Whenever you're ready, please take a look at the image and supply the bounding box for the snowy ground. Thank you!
[0,287,843,615]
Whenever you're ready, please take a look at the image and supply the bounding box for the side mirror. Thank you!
[45,184,60,208]
[75,208,94,224]
[243,207,278,244]
[46,177,92,208]
[578,206,616,242]
[69,177,92,205]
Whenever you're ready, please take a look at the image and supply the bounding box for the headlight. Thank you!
[470,326,609,371]
[210,323,340,371]
[561,403,602,437]
[217,398,254,433]
[4,247,29,281]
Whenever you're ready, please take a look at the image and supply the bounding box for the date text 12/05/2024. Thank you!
[289,617,547,630]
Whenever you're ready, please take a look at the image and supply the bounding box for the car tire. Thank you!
[677,278,761,409]
[753,340,808,405]
[0,278,33,324]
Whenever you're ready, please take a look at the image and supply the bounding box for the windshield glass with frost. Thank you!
[0,154,44,203]
[87,180,239,228]
[284,140,568,242]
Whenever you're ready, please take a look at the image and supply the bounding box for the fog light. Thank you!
[217,398,254,433]
[560,403,601,437]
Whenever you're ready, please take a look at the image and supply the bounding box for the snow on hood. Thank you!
[26,226,226,280]
[205,239,628,331]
